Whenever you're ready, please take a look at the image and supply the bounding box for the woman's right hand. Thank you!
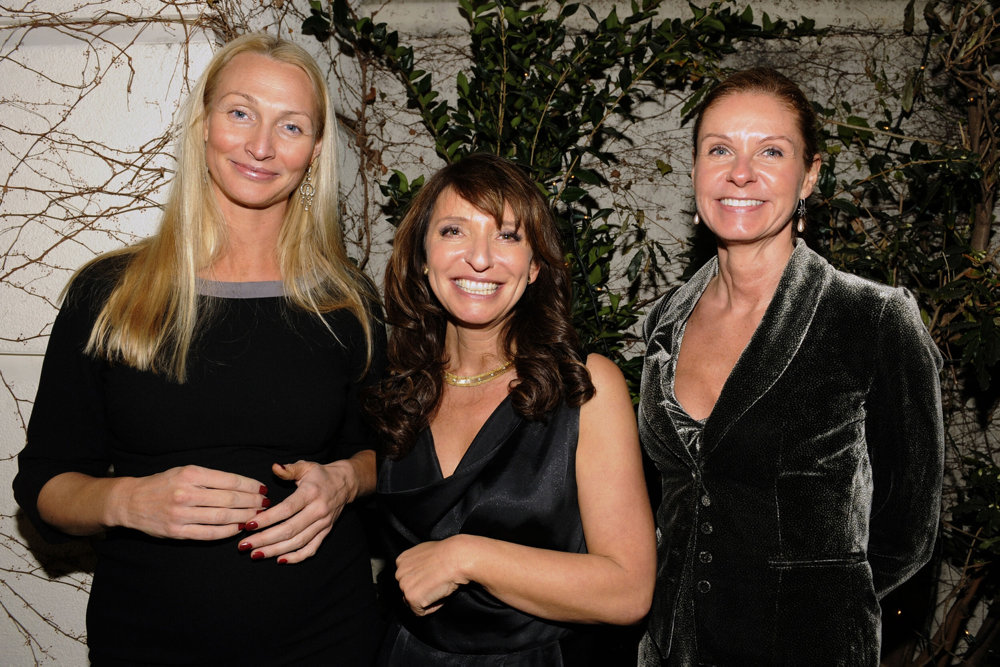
[36,467,269,540]
[112,466,269,540]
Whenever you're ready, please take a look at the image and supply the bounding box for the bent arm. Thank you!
[37,467,268,540]
[14,272,119,541]
[866,289,944,598]
[14,267,267,542]
[396,354,656,624]
[37,472,129,536]
[345,448,376,499]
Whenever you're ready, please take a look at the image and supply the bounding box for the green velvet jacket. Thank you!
[637,241,944,666]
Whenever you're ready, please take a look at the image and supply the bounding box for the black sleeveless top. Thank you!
[377,396,607,664]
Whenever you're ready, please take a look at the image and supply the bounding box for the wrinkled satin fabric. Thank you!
[378,398,628,665]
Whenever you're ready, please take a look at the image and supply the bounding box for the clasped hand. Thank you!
[236,460,359,564]
[118,464,268,541]
[395,535,472,616]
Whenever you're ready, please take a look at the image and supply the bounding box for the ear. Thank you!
[311,138,323,165]
[529,259,540,284]
[801,153,822,199]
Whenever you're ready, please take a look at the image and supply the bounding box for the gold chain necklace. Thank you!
[443,360,514,387]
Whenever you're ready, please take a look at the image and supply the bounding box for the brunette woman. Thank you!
[370,153,656,665]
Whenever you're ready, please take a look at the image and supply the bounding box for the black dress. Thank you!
[377,396,635,666]
[14,258,382,666]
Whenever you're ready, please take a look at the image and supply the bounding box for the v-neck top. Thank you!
[377,397,591,661]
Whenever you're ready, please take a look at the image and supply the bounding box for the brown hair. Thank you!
[693,67,819,169]
[367,153,594,459]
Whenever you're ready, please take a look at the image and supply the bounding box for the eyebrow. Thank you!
[432,215,519,227]
[700,132,797,146]
[219,91,314,119]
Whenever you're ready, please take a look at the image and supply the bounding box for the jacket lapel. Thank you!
[639,258,719,469]
[702,240,831,455]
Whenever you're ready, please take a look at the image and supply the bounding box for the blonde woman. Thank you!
[14,34,383,664]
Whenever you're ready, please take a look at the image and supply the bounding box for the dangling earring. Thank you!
[299,166,315,212]
[796,199,806,234]
[693,211,701,226]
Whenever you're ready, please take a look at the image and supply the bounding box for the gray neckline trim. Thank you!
[196,278,285,299]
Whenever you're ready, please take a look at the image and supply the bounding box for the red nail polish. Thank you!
[261,498,271,508]
[259,485,268,495]
[238,542,252,552]
[278,557,288,565]
[238,523,246,531]
[245,521,258,531]
[251,551,265,560]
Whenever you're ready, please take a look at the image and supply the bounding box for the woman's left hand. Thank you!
[238,454,371,564]
[395,535,473,616]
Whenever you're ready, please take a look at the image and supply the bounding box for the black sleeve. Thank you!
[331,299,387,460]
[865,287,944,598]
[13,265,116,542]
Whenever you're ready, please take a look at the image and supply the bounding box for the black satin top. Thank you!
[377,396,593,663]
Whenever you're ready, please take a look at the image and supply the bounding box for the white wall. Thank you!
[1,4,216,663]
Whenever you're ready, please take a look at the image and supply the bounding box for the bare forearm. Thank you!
[36,472,131,536]
[455,534,652,624]
[345,449,376,500]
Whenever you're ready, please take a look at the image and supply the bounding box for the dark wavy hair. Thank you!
[367,153,595,459]
[692,67,819,170]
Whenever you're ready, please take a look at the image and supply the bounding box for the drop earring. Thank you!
[693,211,701,226]
[299,167,315,212]
[796,199,806,234]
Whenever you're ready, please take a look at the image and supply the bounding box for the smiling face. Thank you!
[203,52,322,223]
[692,92,820,247]
[423,187,540,334]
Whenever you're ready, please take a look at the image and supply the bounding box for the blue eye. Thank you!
[762,147,784,157]
[283,123,303,135]
[708,145,729,156]
[229,109,249,120]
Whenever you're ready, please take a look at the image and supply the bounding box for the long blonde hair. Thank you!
[81,33,375,381]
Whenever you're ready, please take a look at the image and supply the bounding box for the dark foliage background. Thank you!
[304,0,999,662]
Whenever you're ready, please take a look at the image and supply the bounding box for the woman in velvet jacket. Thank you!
[637,67,944,666]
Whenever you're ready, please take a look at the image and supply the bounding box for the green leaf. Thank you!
[560,185,588,203]
[573,168,602,185]
[901,71,915,113]
[830,198,861,217]
[627,249,645,282]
